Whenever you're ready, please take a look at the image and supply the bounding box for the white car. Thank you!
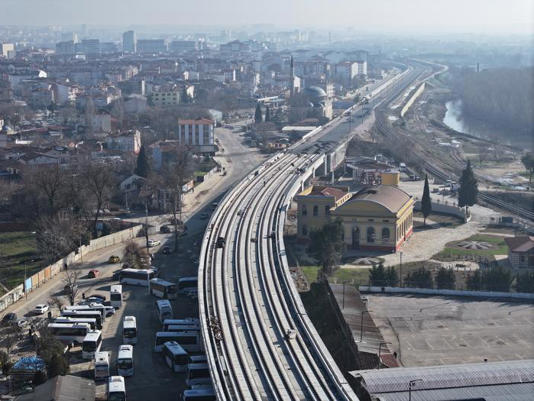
[34,304,49,315]
[147,239,160,247]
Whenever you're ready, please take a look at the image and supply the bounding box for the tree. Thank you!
[405,267,433,288]
[82,163,115,235]
[515,271,534,293]
[265,106,271,122]
[135,145,151,178]
[369,263,386,286]
[421,175,432,225]
[37,334,69,378]
[436,267,456,289]
[24,165,66,216]
[466,270,482,290]
[84,96,95,136]
[35,213,86,263]
[309,220,344,280]
[0,350,13,375]
[385,266,399,287]
[254,103,262,124]
[521,153,534,184]
[122,240,149,269]
[458,160,478,213]
[481,266,512,292]
[63,271,80,305]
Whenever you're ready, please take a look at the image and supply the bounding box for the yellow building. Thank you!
[295,185,414,252]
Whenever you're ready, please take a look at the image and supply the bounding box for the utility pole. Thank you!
[145,199,150,250]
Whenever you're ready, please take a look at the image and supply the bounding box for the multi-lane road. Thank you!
[199,61,435,400]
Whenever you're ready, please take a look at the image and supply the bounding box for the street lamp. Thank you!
[378,341,391,370]
[408,379,423,401]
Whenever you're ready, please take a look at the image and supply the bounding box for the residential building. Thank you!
[105,130,141,154]
[169,40,197,53]
[150,89,180,107]
[137,39,166,54]
[56,41,76,55]
[295,185,414,252]
[177,118,215,147]
[0,43,15,59]
[123,31,136,53]
[504,236,534,269]
[334,61,358,85]
[80,39,100,56]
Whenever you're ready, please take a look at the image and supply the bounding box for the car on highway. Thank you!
[33,304,49,315]
[108,256,121,263]
[148,239,160,247]
[88,269,100,278]
[1,313,18,325]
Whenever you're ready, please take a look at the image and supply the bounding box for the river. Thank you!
[443,99,531,149]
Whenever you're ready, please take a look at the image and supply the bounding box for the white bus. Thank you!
[162,341,188,373]
[48,322,91,344]
[177,277,198,294]
[167,324,200,334]
[108,376,126,401]
[154,332,200,353]
[120,268,156,286]
[110,285,123,308]
[185,363,211,387]
[117,344,134,377]
[155,299,173,323]
[94,351,110,381]
[54,316,97,330]
[63,304,107,321]
[150,278,177,299]
[181,387,216,401]
[60,310,103,329]
[188,354,208,364]
[122,316,137,345]
[162,318,199,331]
[82,330,103,359]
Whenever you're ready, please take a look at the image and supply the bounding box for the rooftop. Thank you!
[504,236,534,253]
[347,185,412,214]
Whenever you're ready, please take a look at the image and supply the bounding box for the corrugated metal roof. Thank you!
[353,359,534,394]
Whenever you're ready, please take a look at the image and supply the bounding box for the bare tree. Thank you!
[35,213,86,263]
[82,163,115,235]
[24,164,66,216]
[49,295,66,312]
[122,240,149,269]
[1,326,21,356]
[63,271,80,305]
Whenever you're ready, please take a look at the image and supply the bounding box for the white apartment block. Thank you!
[177,119,214,146]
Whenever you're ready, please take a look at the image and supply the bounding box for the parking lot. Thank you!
[367,294,534,367]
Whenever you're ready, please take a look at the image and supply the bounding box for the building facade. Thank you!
[123,31,136,53]
[177,119,214,146]
[504,236,534,269]
[295,185,414,252]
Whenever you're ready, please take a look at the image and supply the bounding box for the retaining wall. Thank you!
[414,200,468,221]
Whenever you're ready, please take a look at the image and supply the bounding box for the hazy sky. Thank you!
[3,0,533,35]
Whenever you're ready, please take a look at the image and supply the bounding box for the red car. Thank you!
[88,269,100,278]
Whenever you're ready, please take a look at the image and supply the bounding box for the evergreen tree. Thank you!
[436,267,456,289]
[135,145,151,178]
[309,220,344,280]
[421,174,432,225]
[466,270,482,290]
[254,103,263,124]
[521,153,534,184]
[265,106,271,122]
[386,266,399,287]
[405,267,433,288]
[481,266,512,292]
[515,271,534,293]
[458,160,478,213]
[369,263,387,286]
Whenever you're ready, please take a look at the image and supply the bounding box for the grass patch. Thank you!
[331,268,370,286]
[0,231,42,294]
[301,266,319,284]
[433,234,509,262]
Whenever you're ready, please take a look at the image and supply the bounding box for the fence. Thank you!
[359,285,534,301]
[0,224,143,313]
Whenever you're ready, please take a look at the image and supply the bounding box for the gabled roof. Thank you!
[343,185,412,214]
[505,236,534,253]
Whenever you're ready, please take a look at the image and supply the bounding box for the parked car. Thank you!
[1,313,18,325]
[108,256,121,263]
[88,269,100,278]
[86,295,106,303]
[147,239,160,247]
[160,225,171,233]
[34,304,49,315]
[16,319,29,328]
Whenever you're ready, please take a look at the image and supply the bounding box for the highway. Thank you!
[198,61,433,401]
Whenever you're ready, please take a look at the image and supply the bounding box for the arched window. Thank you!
[382,227,390,241]
[367,226,375,243]
[313,205,318,216]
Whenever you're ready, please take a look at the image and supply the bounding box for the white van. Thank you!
[117,344,134,377]
[94,351,110,381]
[108,376,126,401]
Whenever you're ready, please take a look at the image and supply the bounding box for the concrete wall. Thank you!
[0,224,143,313]
[414,199,468,222]
[359,285,534,301]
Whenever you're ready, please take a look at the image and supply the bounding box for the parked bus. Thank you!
[162,341,188,373]
[63,304,107,321]
[108,376,126,401]
[122,316,137,345]
[181,387,216,401]
[188,354,208,364]
[155,299,173,323]
[167,324,200,334]
[60,310,103,329]
[94,351,110,381]
[110,285,123,308]
[185,363,211,387]
[82,330,102,359]
[117,344,134,377]
[150,278,177,299]
[120,268,156,286]
[54,316,97,330]
[48,322,91,344]
[162,318,199,331]
[177,277,198,294]
[154,332,200,353]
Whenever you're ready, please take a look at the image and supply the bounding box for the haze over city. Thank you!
[0,1,533,401]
